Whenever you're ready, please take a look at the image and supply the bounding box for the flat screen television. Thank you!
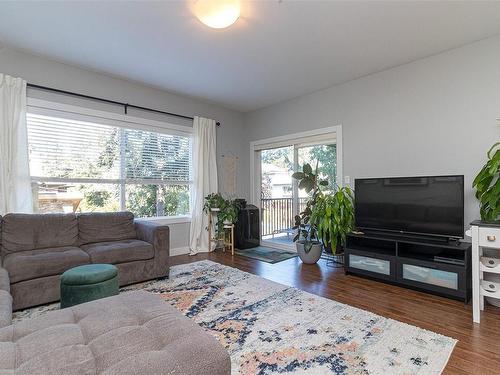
[355,175,464,239]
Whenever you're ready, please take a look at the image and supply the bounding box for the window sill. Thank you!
[139,215,191,225]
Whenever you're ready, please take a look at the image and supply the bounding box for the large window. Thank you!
[27,110,192,218]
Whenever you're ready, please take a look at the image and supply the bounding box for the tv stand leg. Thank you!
[471,226,481,323]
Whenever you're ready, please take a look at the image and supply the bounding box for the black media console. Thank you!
[344,232,471,302]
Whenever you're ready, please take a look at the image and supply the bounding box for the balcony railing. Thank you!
[261,197,308,237]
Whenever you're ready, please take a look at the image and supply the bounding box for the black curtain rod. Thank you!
[27,83,221,126]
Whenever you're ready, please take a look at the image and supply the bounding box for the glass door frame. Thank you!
[249,125,343,251]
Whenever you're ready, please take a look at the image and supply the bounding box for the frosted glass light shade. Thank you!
[192,0,240,29]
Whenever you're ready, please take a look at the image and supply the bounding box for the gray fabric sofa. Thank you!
[0,290,231,374]
[0,212,169,311]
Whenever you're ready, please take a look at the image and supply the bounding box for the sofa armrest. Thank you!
[135,220,170,258]
[0,266,12,328]
[0,266,10,293]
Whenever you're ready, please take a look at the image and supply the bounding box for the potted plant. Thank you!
[311,186,354,257]
[220,199,239,226]
[292,162,327,264]
[473,142,500,221]
[203,193,225,213]
[203,194,239,244]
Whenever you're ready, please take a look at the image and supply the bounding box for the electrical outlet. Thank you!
[344,176,351,184]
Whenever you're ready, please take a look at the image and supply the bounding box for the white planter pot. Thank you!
[296,241,322,264]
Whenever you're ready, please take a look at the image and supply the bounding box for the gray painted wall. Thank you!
[244,35,500,236]
[3,33,499,246]
[0,46,248,251]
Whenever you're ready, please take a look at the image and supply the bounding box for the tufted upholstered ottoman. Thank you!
[60,264,119,308]
[0,290,231,374]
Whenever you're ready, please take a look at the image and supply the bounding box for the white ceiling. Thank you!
[0,1,500,112]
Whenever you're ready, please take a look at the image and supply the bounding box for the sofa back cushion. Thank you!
[1,213,78,254]
[78,212,136,245]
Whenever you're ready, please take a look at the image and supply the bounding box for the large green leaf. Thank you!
[299,178,313,192]
[303,163,313,174]
[292,171,305,179]
[473,142,500,221]
[487,142,500,159]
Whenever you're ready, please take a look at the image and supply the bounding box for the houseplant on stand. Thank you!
[203,193,225,213]
[220,199,238,225]
[292,163,327,264]
[203,194,239,249]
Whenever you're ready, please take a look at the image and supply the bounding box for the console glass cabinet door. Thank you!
[396,257,466,299]
[349,254,391,275]
[401,264,458,290]
[345,249,396,281]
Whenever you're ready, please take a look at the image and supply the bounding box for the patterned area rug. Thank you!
[13,260,456,374]
[235,246,298,263]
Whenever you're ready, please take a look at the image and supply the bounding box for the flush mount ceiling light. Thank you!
[192,0,240,29]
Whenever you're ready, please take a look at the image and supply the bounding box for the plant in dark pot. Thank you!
[292,163,327,264]
[473,142,500,221]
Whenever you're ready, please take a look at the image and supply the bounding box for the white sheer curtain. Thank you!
[0,74,33,215]
[189,116,218,255]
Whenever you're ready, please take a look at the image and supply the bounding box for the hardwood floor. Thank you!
[171,251,500,375]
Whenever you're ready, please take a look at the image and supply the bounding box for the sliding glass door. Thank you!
[260,146,295,247]
[257,137,338,250]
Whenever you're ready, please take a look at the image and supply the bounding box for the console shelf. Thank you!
[344,232,471,302]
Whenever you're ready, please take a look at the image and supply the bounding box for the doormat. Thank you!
[235,246,297,263]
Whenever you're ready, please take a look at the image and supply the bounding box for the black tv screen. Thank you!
[355,175,464,239]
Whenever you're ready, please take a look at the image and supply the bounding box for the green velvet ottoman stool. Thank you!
[60,264,119,308]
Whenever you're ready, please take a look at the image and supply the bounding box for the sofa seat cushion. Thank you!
[78,212,136,245]
[0,291,231,375]
[1,213,78,255]
[3,247,90,284]
[81,240,154,264]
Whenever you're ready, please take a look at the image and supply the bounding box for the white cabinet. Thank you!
[470,221,500,324]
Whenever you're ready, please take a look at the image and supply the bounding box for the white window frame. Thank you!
[249,125,343,250]
[27,98,194,223]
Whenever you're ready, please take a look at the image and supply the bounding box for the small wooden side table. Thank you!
[207,210,234,255]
